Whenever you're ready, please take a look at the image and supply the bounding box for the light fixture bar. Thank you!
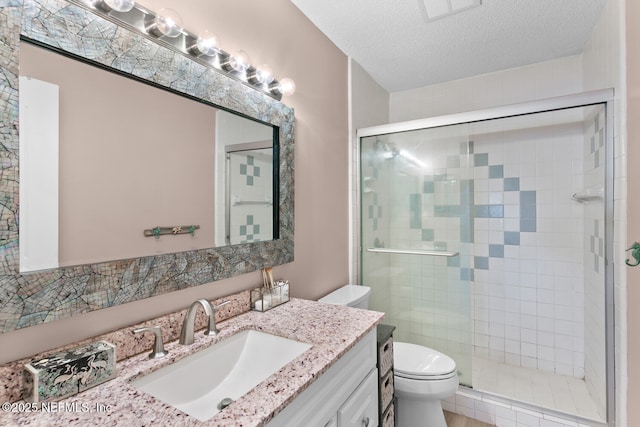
[70,0,294,100]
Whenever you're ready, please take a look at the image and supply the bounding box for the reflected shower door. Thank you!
[226,147,273,245]
[360,124,473,386]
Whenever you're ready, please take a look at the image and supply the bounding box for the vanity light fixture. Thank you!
[70,0,296,99]
[146,8,183,38]
[187,30,220,57]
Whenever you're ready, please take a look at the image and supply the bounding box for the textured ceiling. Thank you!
[289,0,607,93]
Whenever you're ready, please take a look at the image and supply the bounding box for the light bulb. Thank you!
[278,78,296,97]
[100,0,135,12]
[228,50,251,73]
[248,64,274,85]
[255,64,275,84]
[147,8,182,38]
[195,30,219,56]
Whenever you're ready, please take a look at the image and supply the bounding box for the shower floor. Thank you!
[472,356,605,422]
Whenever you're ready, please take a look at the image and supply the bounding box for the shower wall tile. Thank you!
[469,117,587,379]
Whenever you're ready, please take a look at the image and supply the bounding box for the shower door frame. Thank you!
[355,89,615,425]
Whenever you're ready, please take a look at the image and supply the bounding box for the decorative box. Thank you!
[23,340,116,402]
[251,280,290,312]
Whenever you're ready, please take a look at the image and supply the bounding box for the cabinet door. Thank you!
[338,369,378,427]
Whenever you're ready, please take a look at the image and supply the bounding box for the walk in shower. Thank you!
[358,91,614,425]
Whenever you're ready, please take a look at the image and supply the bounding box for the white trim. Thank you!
[347,57,355,285]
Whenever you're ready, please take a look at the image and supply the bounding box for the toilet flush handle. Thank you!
[362,417,370,427]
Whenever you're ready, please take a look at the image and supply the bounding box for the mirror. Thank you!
[19,41,277,270]
[0,0,294,333]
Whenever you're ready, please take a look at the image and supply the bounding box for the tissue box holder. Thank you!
[23,340,116,402]
[251,281,290,312]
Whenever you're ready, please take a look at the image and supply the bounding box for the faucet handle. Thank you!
[205,300,231,336]
[133,326,169,359]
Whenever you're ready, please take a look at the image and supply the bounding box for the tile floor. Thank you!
[472,356,605,422]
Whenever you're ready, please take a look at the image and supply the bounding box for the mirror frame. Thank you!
[0,0,295,333]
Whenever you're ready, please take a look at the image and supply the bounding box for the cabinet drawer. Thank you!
[338,369,378,427]
[380,369,394,411]
[381,402,394,427]
[378,336,394,376]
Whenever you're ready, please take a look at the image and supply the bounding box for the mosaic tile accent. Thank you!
[432,146,535,279]
[410,193,422,229]
[504,177,520,191]
[239,214,261,243]
[362,140,389,240]
[591,219,604,273]
[362,136,537,280]
[591,112,605,169]
[0,0,295,333]
[240,155,261,186]
[367,193,382,231]
[474,153,489,166]
[361,138,538,282]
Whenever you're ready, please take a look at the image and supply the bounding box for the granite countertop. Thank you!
[1,299,383,426]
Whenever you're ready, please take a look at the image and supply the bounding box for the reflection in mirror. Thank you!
[214,111,275,246]
[18,41,277,272]
[225,144,273,245]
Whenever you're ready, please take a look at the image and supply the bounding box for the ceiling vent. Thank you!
[418,0,482,22]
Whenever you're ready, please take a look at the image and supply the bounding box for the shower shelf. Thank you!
[366,248,459,257]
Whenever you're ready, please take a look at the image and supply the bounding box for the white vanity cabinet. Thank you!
[337,369,378,426]
[268,330,378,427]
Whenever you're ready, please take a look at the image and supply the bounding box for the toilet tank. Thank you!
[318,285,371,309]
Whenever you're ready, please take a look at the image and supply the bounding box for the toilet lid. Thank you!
[394,342,457,379]
[318,285,371,306]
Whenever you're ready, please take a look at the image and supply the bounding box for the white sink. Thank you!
[130,330,312,421]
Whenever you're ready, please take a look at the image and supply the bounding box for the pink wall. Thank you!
[626,0,640,424]
[0,0,348,364]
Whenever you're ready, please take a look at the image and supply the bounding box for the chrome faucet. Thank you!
[179,299,231,345]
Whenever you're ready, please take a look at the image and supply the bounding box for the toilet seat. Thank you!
[394,342,457,381]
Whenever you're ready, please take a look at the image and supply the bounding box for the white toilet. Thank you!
[318,284,372,309]
[393,342,458,427]
[319,284,459,427]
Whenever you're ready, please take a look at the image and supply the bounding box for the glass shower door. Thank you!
[360,124,473,386]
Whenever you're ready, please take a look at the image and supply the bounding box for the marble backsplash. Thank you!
[0,290,251,404]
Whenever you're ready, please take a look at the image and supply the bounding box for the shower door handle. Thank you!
[366,248,459,257]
